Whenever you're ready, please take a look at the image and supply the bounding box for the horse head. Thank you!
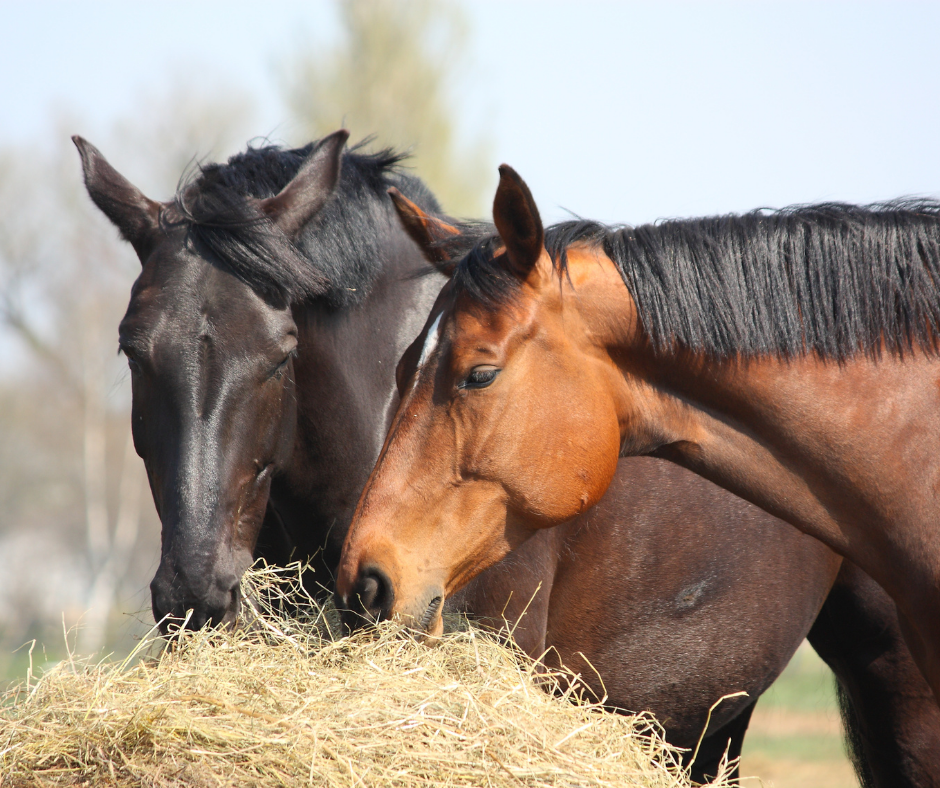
[337,166,629,636]
[75,132,347,631]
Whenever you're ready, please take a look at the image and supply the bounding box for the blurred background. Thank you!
[3,2,940,785]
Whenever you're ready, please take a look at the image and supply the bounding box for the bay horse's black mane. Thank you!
[171,138,440,307]
[454,200,940,360]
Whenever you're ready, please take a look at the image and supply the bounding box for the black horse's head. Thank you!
[74,132,348,631]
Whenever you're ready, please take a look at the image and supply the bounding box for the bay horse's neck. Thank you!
[574,248,940,605]
[530,238,940,705]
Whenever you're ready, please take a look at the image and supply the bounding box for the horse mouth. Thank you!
[156,602,242,637]
[417,595,443,634]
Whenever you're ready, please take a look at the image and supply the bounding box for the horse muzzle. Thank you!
[337,563,445,640]
[337,564,395,633]
[150,562,242,634]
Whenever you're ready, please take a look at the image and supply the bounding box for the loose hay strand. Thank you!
[1,563,734,787]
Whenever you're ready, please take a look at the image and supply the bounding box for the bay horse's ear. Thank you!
[259,129,349,240]
[72,135,162,262]
[493,164,544,279]
[388,186,461,276]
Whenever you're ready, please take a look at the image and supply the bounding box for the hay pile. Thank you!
[1,564,734,787]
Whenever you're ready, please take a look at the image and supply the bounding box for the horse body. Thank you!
[455,456,841,747]
[460,479,940,782]
[78,138,940,783]
[662,355,940,699]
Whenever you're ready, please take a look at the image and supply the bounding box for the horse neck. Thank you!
[618,343,940,567]
[562,248,832,454]
[276,229,446,545]
[563,245,647,348]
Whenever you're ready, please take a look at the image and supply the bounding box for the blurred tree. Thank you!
[0,139,133,664]
[280,0,490,217]
[111,77,258,198]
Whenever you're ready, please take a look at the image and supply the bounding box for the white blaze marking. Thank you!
[417,312,443,370]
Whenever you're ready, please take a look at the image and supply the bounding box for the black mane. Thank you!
[171,138,441,307]
[453,200,940,360]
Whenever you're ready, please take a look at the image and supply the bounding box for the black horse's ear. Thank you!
[260,129,349,240]
[493,164,544,279]
[388,187,461,276]
[73,135,162,262]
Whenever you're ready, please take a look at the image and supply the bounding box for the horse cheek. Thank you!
[550,369,622,519]
[572,408,621,515]
[509,402,620,524]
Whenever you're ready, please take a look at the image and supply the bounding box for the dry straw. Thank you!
[1,564,735,787]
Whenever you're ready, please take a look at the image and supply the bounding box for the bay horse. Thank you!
[337,166,940,764]
[76,138,938,783]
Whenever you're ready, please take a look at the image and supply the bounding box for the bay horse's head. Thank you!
[337,167,633,636]
[75,132,347,632]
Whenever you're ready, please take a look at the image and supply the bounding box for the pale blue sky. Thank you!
[2,1,940,225]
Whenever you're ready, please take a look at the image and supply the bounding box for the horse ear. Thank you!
[72,136,162,262]
[260,129,349,240]
[388,187,461,275]
[493,164,544,279]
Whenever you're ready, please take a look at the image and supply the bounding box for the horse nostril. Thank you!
[225,578,242,607]
[354,566,395,623]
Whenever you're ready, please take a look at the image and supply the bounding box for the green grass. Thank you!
[740,643,858,787]
[755,644,840,713]
[743,728,845,763]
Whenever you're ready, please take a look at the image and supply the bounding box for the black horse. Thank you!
[76,133,939,784]
[75,131,445,626]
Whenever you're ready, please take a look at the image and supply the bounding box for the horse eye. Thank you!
[271,350,296,381]
[460,366,500,390]
[121,347,141,375]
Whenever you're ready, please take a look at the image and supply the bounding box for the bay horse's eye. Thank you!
[460,366,500,390]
